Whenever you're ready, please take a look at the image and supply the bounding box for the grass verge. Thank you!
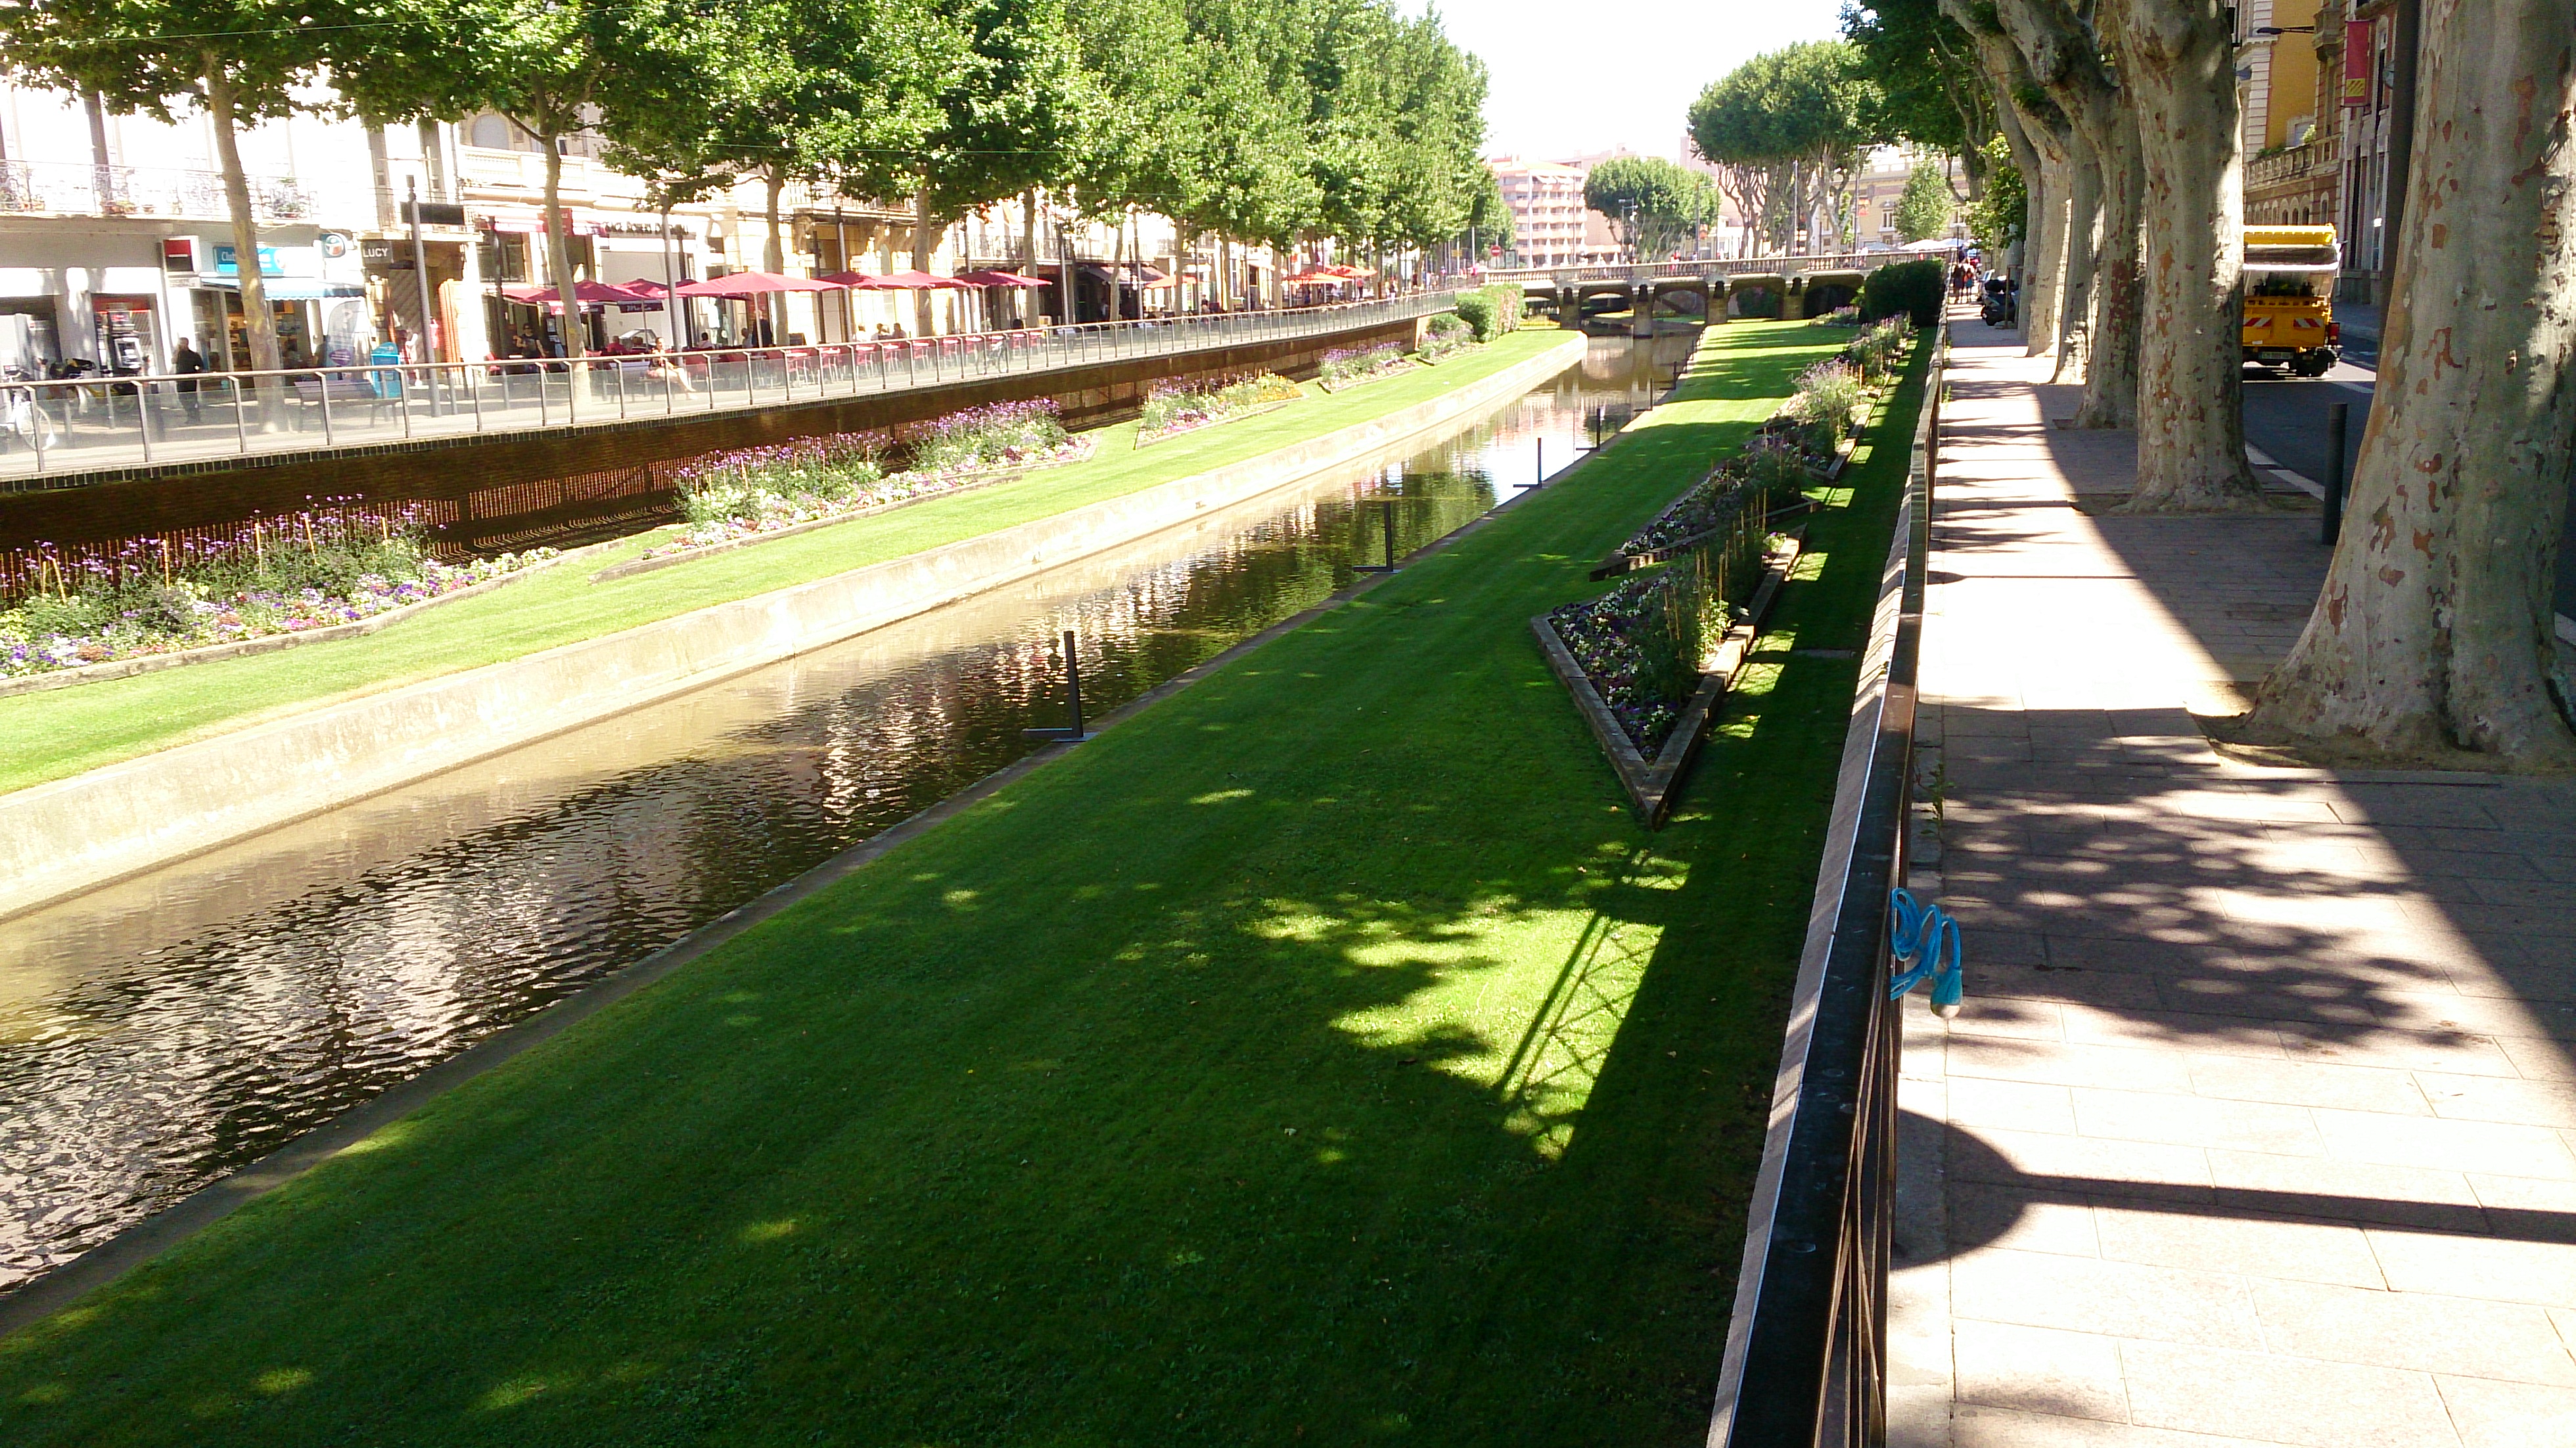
[0,330,1570,797]
[0,322,1926,1446]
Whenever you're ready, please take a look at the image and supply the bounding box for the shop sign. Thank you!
[317,231,354,259]
[2341,19,2374,106]
[361,240,416,271]
[211,244,284,277]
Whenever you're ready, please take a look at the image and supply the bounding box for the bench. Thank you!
[290,374,390,430]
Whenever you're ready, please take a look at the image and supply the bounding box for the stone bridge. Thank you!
[1489,253,1887,334]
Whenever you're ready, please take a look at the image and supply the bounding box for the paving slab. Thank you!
[1895,318,2576,1447]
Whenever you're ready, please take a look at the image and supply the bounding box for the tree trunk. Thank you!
[1989,0,2139,426]
[1109,214,1125,323]
[762,168,788,346]
[2051,137,2100,381]
[911,188,936,336]
[2249,4,2576,767]
[201,56,279,422]
[2025,154,2071,355]
[2117,0,2262,510]
[538,131,584,360]
[2071,108,2141,428]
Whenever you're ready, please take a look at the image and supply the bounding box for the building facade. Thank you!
[2240,0,2420,303]
[0,82,1286,379]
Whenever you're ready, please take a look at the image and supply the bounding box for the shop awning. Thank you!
[196,279,367,300]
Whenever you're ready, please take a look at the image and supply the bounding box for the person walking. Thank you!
[172,337,206,422]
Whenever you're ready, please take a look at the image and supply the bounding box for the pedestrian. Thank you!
[172,336,206,421]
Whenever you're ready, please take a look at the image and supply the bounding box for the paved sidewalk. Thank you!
[1892,319,2576,1448]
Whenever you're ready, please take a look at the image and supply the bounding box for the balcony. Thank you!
[2247,143,2334,192]
[0,160,311,223]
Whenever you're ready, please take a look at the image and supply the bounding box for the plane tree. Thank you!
[0,0,335,385]
[2251,10,2576,766]
[1583,156,1718,262]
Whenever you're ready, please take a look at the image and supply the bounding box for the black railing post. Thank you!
[1019,629,1091,743]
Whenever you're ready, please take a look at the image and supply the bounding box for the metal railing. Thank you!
[0,159,311,221]
[1488,252,1887,286]
[1707,328,1946,1448]
[0,287,1459,487]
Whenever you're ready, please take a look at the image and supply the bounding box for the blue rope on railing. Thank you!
[1887,888,1964,1018]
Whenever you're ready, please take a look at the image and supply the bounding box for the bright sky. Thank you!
[1398,0,1852,161]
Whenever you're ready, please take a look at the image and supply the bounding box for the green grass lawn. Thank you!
[0,329,1572,797]
[0,321,1923,1447]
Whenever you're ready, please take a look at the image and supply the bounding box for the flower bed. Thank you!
[1813,304,1862,327]
[1,512,555,681]
[1837,315,1913,384]
[1417,313,1477,363]
[1611,438,1805,563]
[1548,510,1777,755]
[1135,371,1304,446]
[1316,342,1415,392]
[631,400,1090,565]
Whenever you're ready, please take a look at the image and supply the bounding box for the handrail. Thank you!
[1486,252,1889,286]
[0,286,1460,488]
[1706,325,1946,1448]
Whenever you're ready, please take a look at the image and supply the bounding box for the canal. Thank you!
[0,331,1695,1295]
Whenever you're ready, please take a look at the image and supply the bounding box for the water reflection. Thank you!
[0,332,1694,1293]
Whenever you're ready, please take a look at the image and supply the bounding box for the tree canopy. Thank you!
[1582,156,1717,261]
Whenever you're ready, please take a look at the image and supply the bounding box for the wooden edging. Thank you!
[1132,392,1304,448]
[1534,530,1804,830]
[0,541,615,701]
[1589,497,1818,582]
[586,441,1097,585]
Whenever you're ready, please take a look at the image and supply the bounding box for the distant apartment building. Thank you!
[1490,148,1751,268]
[1486,158,1594,269]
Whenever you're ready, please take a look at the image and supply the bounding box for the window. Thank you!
[469,114,513,150]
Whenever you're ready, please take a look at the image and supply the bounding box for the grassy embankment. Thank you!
[0,321,1925,1447]
[0,328,1573,796]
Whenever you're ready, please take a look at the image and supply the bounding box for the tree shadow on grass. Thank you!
[0,323,1902,1448]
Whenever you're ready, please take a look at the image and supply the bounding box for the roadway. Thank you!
[2238,352,2576,639]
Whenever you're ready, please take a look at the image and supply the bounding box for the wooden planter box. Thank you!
[1534,531,1803,828]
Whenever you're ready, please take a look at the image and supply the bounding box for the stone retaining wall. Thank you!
[0,334,1586,922]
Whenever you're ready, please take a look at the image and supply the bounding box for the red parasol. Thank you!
[670,271,849,297]
[862,269,977,290]
[503,279,655,309]
[954,269,1050,288]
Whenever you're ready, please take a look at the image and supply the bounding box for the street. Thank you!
[2240,357,2576,633]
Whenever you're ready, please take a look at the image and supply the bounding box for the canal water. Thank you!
[0,331,1695,1294]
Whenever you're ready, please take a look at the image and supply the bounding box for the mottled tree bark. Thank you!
[2252,4,2576,765]
[1944,0,2077,357]
[911,190,938,337]
[1994,0,2141,426]
[2117,0,2263,510]
[2051,133,2101,383]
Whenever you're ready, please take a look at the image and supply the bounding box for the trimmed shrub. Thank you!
[1452,291,1500,341]
[1732,284,1781,319]
[1861,259,1945,327]
[1450,282,1529,343]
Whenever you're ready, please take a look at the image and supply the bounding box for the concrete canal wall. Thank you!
[0,316,1433,556]
[0,333,1586,922]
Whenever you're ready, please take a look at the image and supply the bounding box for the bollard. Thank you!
[1536,436,1544,486]
[1019,629,1090,742]
[1354,497,1398,574]
[2321,400,2349,545]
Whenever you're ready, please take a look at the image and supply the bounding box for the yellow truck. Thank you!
[2242,225,2341,377]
